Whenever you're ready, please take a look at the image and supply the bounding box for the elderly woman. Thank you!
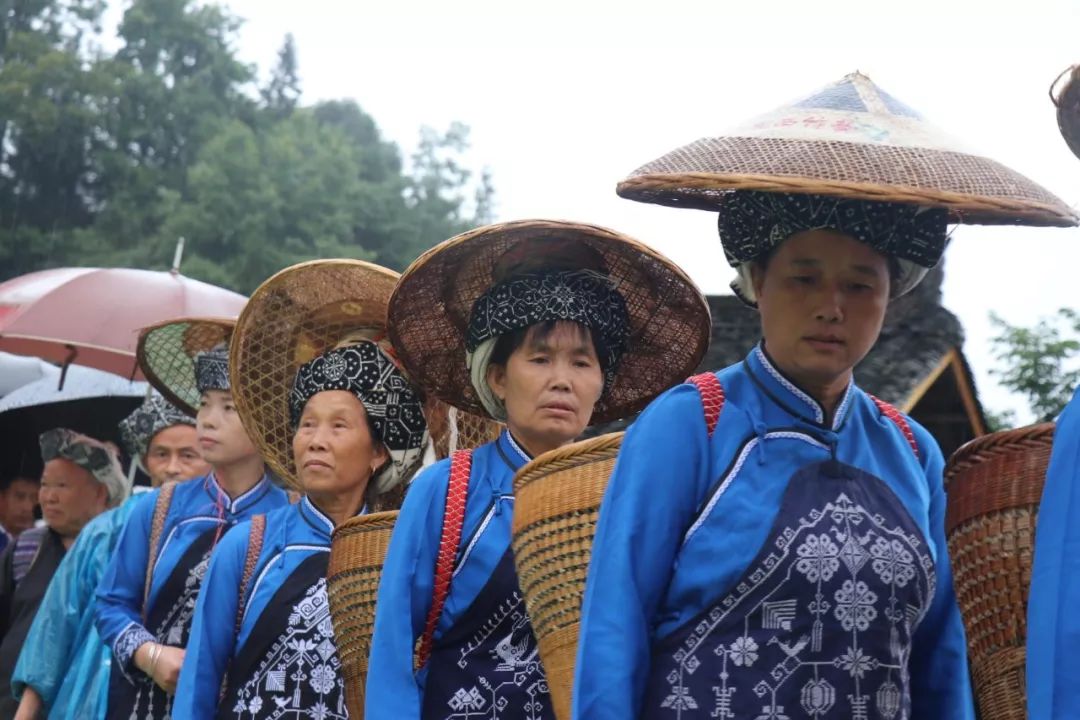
[365,220,710,719]
[574,190,974,719]
[173,260,429,719]
[12,395,205,720]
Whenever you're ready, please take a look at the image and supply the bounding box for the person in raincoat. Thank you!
[11,394,204,719]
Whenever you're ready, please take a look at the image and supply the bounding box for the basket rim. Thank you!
[513,431,624,492]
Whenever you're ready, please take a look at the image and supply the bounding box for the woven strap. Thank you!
[236,514,266,637]
[142,481,178,621]
[869,395,920,460]
[687,372,725,438]
[416,449,473,669]
[220,514,266,701]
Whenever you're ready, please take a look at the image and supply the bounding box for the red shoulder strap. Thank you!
[869,395,920,460]
[687,372,725,438]
[416,449,473,668]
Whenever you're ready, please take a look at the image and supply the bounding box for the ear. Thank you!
[370,442,390,477]
[486,362,508,402]
[750,262,767,301]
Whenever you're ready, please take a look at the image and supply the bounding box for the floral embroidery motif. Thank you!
[228,578,346,719]
[651,488,935,719]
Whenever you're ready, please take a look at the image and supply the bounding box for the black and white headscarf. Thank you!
[717,191,948,305]
[40,428,128,506]
[118,394,195,465]
[194,345,230,394]
[465,269,630,421]
[290,341,428,494]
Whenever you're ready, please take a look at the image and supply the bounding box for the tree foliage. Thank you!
[990,308,1080,423]
[0,0,493,293]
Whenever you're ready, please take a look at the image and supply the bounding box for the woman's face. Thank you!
[196,390,259,467]
[752,228,890,391]
[292,390,387,502]
[486,321,604,456]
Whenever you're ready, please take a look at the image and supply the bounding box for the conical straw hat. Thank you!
[618,72,1077,227]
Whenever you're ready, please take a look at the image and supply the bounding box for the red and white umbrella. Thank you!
[0,267,246,379]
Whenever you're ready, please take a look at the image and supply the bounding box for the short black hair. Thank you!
[487,320,603,370]
[0,474,39,493]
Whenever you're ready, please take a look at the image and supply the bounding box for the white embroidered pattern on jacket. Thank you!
[444,590,548,719]
[659,491,935,720]
[229,578,346,720]
[159,553,211,646]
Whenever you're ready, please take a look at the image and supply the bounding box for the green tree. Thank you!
[261,33,300,120]
[990,308,1080,422]
[0,0,495,293]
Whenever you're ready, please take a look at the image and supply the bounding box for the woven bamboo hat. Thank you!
[387,219,712,425]
[136,317,236,417]
[1052,65,1080,161]
[618,72,1077,227]
[229,259,410,488]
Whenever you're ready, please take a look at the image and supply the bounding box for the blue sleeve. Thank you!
[907,423,976,719]
[94,491,158,679]
[172,522,247,719]
[1028,388,1080,719]
[10,515,104,704]
[573,383,714,720]
[364,461,448,719]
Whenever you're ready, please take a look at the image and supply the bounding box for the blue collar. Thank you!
[299,494,366,540]
[744,344,854,431]
[204,471,272,514]
[495,430,532,473]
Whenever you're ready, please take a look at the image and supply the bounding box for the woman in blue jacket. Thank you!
[574,192,975,719]
[365,219,710,719]
[173,260,429,720]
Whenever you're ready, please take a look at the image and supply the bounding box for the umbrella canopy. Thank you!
[0,364,148,413]
[0,365,149,483]
[0,267,247,378]
[0,352,55,397]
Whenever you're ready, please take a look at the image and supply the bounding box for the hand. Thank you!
[149,645,186,694]
[13,687,43,720]
[134,642,186,694]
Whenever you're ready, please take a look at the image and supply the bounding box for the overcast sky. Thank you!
[206,0,1080,422]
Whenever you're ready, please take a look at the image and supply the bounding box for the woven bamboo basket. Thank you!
[1052,65,1080,161]
[511,432,623,720]
[945,423,1055,720]
[326,511,399,720]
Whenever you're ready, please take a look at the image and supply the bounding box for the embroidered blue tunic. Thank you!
[94,473,289,719]
[366,430,554,719]
[573,346,974,720]
[173,496,352,719]
[1027,386,1080,719]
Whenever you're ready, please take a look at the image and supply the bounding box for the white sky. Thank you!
[208,0,1080,422]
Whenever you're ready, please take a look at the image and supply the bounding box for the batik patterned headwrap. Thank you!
[118,394,195,463]
[289,340,428,494]
[464,269,631,421]
[40,428,128,506]
[717,191,948,305]
[194,345,230,393]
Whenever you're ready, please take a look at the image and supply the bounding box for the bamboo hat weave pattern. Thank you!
[137,318,237,417]
[618,72,1077,227]
[387,219,712,425]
